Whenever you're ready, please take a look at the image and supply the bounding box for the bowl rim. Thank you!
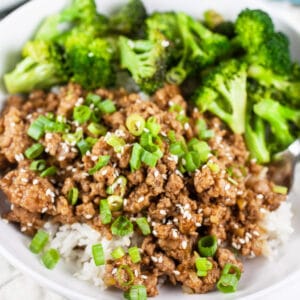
[0,0,300,299]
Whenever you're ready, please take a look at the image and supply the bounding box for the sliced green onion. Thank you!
[98,99,116,114]
[167,130,177,143]
[86,136,98,147]
[40,166,57,177]
[128,246,141,263]
[195,119,214,140]
[107,195,123,211]
[42,248,60,270]
[30,159,47,172]
[92,243,105,266]
[89,155,110,175]
[140,133,155,152]
[27,116,50,140]
[111,246,126,260]
[207,161,220,173]
[228,177,238,186]
[87,122,107,137]
[124,285,147,300]
[29,230,49,254]
[136,217,151,236]
[76,139,91,155]
[169,142,186,157]
[111,216,133,236]
[25,143,44,159]
[106,176,127,197]
[100,199,112,225]
[63,128,83,145]
[44,121,69,133]
[141,149,159,167]
[130,143,143,171]
[188,139,211,163]
[182,152,198,172]
[126,114,145,136]
[106,134,125,153]
[146,116,160,137]
[272,185,288,195]
[217,263,241,293]
[195,257,213,277]
[116,265,134,287]
[86,93,101,105]
[73,105,92,124]
[198,235,218,257]
[68,187,79,205]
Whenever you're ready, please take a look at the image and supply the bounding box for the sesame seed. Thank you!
[195,222,201,227]
[159,210,167,216]
[101,169,108,176]
[256,194,264,200]
[41,207,48,213]
[21,226,27,232]
[175,169,183,177]
[154,169,159,178]
[253,230,260,237]
[172,229,179,239]
[137,196,144,203]
[10,204,14,210]
[141,275,148,279]
[85,214,93,219]
[151,256,158,263]
[112,268,117,275]
[239,238,245,244]
[173,270,180,276]
[21,178,29,183]
[134,270,139,277]
[158,256,163,263]
[161,40,170,47]
[224,183,231,191]
[152,230,158,236]
[14,153,24,162]
[184,123,190,130]
[181,240,187,249]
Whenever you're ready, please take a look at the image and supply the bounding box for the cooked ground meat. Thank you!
[0,83,286,296]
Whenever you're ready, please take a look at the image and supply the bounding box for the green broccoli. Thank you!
[194,59,247,134]
[4,40,66,93]
[109,0,147,37]
[166,12,231,85]
[35,0,107,42]
[245,114,270,163]
[235,9,274,53]
[65,33,115,90]
[253,98,300,148]
[118,33,167,93]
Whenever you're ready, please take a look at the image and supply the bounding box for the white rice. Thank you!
[261,201,294,259]
[44,223,131,289]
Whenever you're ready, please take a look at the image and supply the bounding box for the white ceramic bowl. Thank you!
[0,0,300,299]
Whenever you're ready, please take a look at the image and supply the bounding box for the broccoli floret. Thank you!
[4,40,66,93]
[235,9,274,53]
[146,12,182,64]
[35,0,106,41]
[245,114,270,163]
[194,59,247,134]
[253,98,300,148]
[109,0,147,37]
[65,33,115,89]
[203,10,225,30]
[118,33,167,93]
[166,13,230,85]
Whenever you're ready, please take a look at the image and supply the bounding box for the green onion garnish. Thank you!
[42,248,60,270]
[73,105,92,124]
[107,195,123,211]
[27,116,49,140]
[126,114,145,136]
[195,257,213,277]
[40,166,57,177]
[87,122,107,137]
[63,128,83,145]
[124,285,147,300]
[86,93,101,105]
[141,149,159,168]
[128,246,141,263]
[217,263,241,293]
[76,139,92,155]
[67,187,79,205]
[106,176,127,197]
[207,161,220,173]
[89,155,110,175]
[25,143,44,159]
[272,185,288,195]
[136,217,151,236]
[86,136,98,147]
[188,139,211,163]
[106,134,125,153]
[98,99,116,114]
[116,265,134,287]
[198,235,218,257]
[130,143,143,171]
[111,216,133,236]
[169,142,186,157]
[30,159,47,172]
[29,230,49,254]
[100,199,112,225]
[182,152,198,172]
[195,119,214,140]
[145,116,160,137]
[111,246,126,260]
[92,243,105,266]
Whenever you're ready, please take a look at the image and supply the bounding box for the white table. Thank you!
[0,1,299,299]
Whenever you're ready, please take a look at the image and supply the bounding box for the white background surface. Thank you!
[0,1,299,299]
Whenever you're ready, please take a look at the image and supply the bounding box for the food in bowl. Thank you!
[0,0,298,298]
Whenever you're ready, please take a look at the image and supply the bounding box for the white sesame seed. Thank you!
[21,226,27,232]
[159,210,167,216]
[21,178,29,183]
[184,123,190,130]
[158,256,163,263]
[256,194,264,199]
[253,230,260,237]
[161,40,170,47]
[181,240,187,249]
[112,268,117,275]
[137,196,144,203]
[152,230,158,236]
[14,153,24,162]
[10,204,14,210]
[141,275,148,280]
[224,183,231,191]
[172,229,179,239]
[239,238,246,244]
[154,169,159,178]
[134,270,139,277]
[195,222,201,227]
[151,256,158,263]
[173,270,180,276]
[101,169,108,176]
[85,214,93,219]
[175,169,183,177]
[41,207,48,213]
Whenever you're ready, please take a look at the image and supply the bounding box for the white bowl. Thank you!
[0,0,300,299]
